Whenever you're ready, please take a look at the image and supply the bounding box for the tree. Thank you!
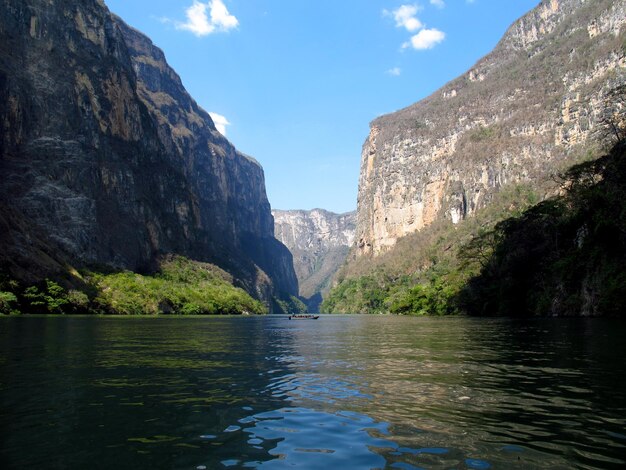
[599,84,626,145]
[0,291,17,315]
[23,280,69,314]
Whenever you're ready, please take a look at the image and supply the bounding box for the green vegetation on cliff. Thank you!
[322,184,540,314]
[0,256,267,315]
[461,139,626,316]
[272,295,307,316]
[324,135,626,317]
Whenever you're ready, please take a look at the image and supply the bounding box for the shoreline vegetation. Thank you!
[0,256,267,316]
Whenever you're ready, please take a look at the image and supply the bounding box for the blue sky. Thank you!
[105,0,540,214]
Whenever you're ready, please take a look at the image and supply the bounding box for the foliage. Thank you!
[0,291,18,315]
[273,295,307,315]
[469,125,497,142]
[44,280,69,314]
[323,183,539,315]
[321,275,389,314]
[322,267,465,316]
[0,256,267,316]
[325,138,626,317]
[0,274,19,292]
[22,286,46,311]
[22,280,70,314]
[67,290,90,310]
[389,277,461,316]
[460,140,626,317]
[89,257,267,315]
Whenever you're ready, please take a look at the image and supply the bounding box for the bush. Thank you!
[67,290,89,308]
[0,291,18,315]
[469,125,497,142]
[21,280,70,314]
[89,256,267,315]
[44,280,69,314]
[273,295,307,315]
[390,279,460,316]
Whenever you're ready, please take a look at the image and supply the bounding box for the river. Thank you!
[1,315,625,469]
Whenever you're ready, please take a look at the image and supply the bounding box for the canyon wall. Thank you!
[0,0,297,305]
[356,0,626,257]
[274,209,355,310]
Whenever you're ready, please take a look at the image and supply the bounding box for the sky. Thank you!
[105,0,540,214]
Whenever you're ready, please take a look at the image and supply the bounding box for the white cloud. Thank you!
[385,4,446,51]
[387,4,423,32]
[176,0,238,37]
[209,112,231,136]
[403,28,446,50]
[386,67,402,76]
[209,0,239,30]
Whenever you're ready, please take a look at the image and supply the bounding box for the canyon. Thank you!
[273,209,355,311]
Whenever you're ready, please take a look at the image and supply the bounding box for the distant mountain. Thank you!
[355,0,626,258]
[0,0,298,310]
[273,209,355,311]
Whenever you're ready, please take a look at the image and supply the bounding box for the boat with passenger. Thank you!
[288,314,320,320]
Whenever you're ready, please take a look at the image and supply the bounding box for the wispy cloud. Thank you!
[175,0,238,37]
[403,28,446,50]
[386,4,446,51]
[209,112,231,136]
[386,67,402,76]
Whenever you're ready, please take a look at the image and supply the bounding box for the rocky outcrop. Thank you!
[356,0,626,257]
[273,209,355,311]
[0,0,297,306]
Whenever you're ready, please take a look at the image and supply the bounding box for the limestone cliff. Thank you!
[0,0,297,305]
[357,0,626,257]
[273,209,355,310]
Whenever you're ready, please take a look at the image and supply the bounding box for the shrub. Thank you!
[44,280,69,314]
[89,256,267,315]
[469,125,496,142]
[23,285,47,312]
[0,291,17,315]
[67,290,90,311]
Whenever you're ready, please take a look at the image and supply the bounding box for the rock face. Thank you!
[0,0,297,305]
[273,209,355,311]
[356,0,626,257]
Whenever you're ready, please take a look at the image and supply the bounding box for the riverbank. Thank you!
[0,256,266,316]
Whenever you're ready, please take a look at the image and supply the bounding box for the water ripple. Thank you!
[1,316,625,469]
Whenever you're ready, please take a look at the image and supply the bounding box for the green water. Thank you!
[0,316,625,469]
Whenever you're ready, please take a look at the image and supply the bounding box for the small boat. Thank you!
[288,314,320,320]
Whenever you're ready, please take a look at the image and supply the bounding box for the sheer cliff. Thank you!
[356,0,626,258]
[273,209,355,311]
[0,0,297,305]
